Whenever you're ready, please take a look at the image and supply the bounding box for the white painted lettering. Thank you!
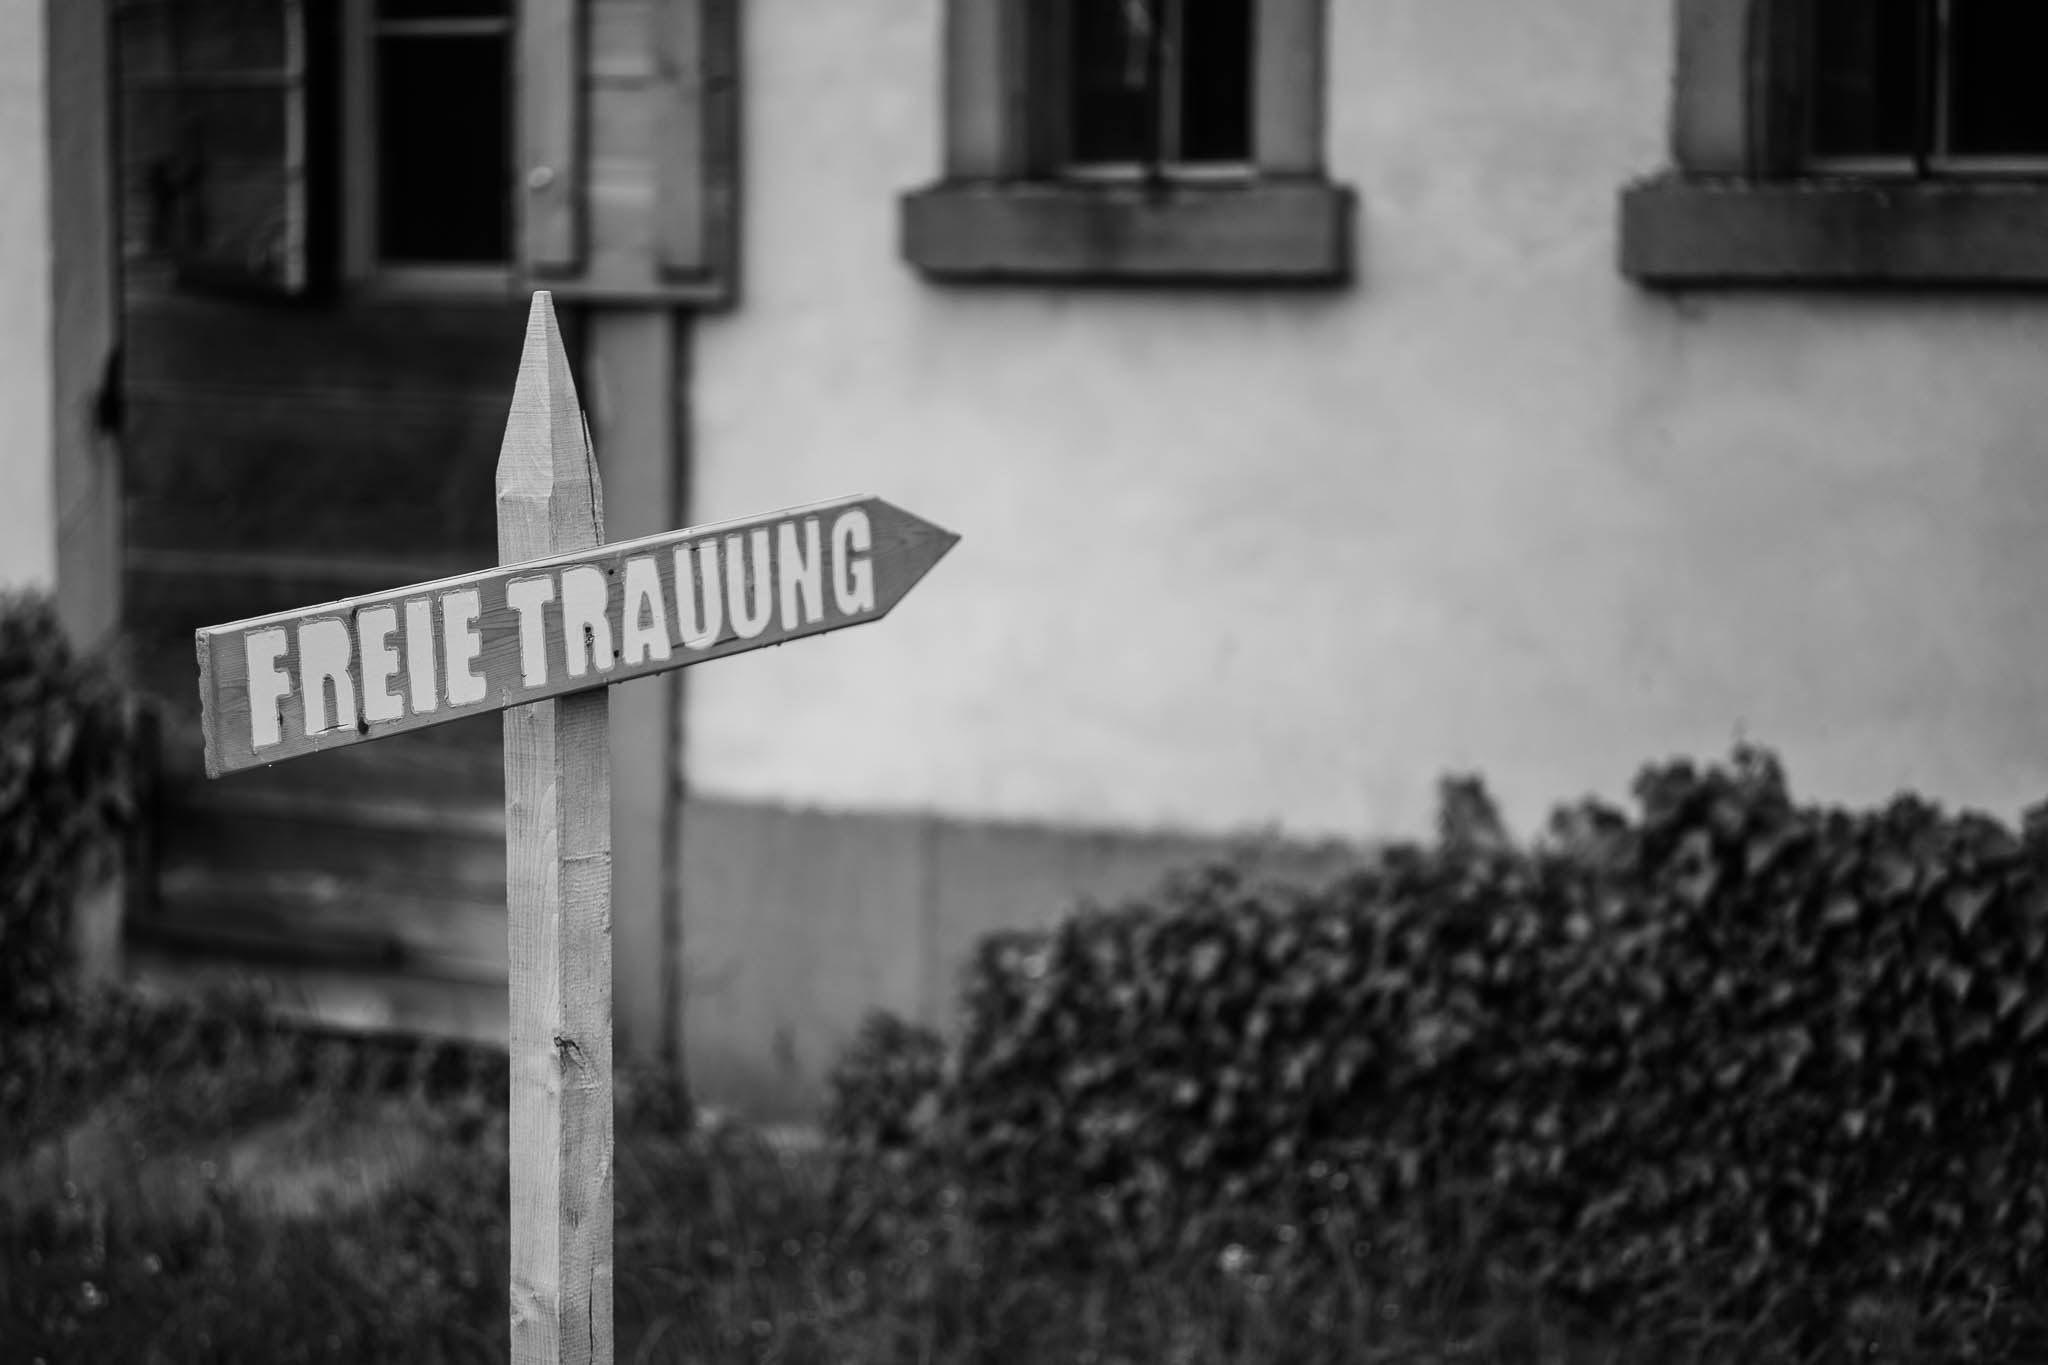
[245,627,292,750]
[506,576,556,687]
[621,555,673,666]
[403,598,438,714]
[726,529,775,640]
[777,518,825,630]
[298,618,357,736]
[832,509,876,614]
[560,565,615,677]
[356,605,403,724]
[675,543,724,649]
[442,589,485,706]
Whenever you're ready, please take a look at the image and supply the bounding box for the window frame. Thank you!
[901,0,1353,285]
[1620,0,2048,288]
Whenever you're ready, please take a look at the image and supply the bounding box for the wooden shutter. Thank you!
[520,0,738,305]
[120,0,310,297]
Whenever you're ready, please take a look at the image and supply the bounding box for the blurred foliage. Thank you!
[828,746,2048,1361]
[16,717,2048,1358]
[0,592,135,1028]
[6,988,1628,1365]
[1,987,510,1364]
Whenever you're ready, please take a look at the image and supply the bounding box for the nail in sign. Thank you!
[196,495,960,777]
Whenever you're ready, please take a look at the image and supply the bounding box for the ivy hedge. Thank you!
[1,592,135,1026]
[828,748,2048,1358]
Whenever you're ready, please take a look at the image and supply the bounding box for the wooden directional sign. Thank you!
[196,494,959,776]
[193,291,958,1365]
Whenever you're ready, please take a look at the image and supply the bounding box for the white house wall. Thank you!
[0,3,56,593]
[668,0,2048,1113]
[690,0,2048,841]
[0,2,117,656]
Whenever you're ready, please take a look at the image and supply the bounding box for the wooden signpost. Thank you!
[194,292,958,1364]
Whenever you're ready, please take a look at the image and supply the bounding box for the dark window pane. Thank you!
[171,0,289,74]
[376,35,510,262]
[1946,0,2048,157]
[377,0,509,19]
[1177,0,1252,162]
[1070,0,1161,164]
[1810,0,1924,160]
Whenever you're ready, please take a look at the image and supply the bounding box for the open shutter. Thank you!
[518,0,738,305]
[120,0,310,297]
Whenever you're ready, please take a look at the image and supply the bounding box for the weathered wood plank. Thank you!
[193,491,960,775]
[125,392,507,556]
[127,946,510,1048]
[499,292,613,1365]
[123,293,533,393]
[122,296,538,564]
[157,795,507,894]
[143,869,509,982]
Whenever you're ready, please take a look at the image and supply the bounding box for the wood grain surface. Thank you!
[195,494,958,777]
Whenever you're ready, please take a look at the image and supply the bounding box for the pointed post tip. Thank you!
[521,290,566,352]
[498,291,602,550]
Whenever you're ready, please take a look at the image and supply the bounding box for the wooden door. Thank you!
[121,292,542,1043]
[113,0,549,1040]
[111,0,733,1044]
[119,290,544,1035]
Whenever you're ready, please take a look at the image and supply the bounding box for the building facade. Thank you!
[12,0,2048,1117]
[675,0,2048,1111]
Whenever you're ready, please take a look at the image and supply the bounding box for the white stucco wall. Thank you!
[687,0,2048,842]
[0,3,54,591]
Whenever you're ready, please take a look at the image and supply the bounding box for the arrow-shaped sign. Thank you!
[195,494,959,778]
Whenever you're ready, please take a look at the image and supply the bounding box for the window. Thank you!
[115,0,739,304]
[1807,0,2048,174]
[1621,0,2048,286]
[1061,0,1253,174]
[902,0,1354,284]
[347,0,515,288]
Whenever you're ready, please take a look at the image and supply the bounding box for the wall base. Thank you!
[678,794,1368,1120]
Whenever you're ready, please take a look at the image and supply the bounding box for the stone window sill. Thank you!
[901,179,1355,285]
[1621,173,2048,287]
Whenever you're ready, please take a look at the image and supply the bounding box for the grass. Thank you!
[0,990,2016,1363]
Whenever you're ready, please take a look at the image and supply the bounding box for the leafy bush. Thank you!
[831,747,2048,1360]
[826,1012,948,1164]
[0,592,134,1025]
[1,990,512,1365]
